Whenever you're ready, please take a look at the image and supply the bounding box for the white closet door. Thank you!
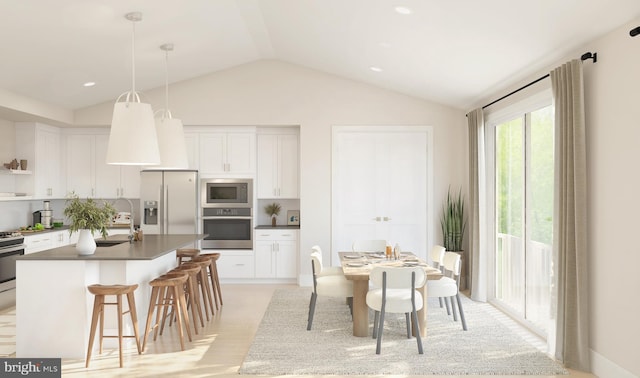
[332,126,432,264]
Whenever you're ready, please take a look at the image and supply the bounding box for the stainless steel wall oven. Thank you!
[201,207,253,249]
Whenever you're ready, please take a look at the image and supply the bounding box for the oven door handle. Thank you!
[202,216,252,220]
[0,244,26,255]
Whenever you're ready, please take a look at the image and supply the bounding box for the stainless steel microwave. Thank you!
[201,178,253,208]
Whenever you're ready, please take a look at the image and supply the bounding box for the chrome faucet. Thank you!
[112,197,135,243]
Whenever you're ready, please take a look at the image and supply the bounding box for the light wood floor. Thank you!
[10,284,596,378]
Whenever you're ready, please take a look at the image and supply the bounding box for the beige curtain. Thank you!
[467,108,487,302]
[550,59,590,371]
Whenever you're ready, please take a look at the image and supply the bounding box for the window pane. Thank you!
[526,106,554,331]
[495,117,525,315]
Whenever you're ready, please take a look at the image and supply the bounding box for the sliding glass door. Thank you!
[494,105,553,335]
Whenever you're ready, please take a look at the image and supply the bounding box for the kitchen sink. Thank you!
[95,240,128,247]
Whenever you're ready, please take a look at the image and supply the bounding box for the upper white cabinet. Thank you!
[256,130,299,199]
[184,132,199,170]
[66,134,95,198]
[15,123,65,198]
[199,131,255,175]
[94,135,140,198]
[66,131,140,198]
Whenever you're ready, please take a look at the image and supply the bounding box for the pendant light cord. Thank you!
[164,48,169,116]
[131,19,136,95]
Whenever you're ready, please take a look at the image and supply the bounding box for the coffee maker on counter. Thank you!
[32,201,53,229]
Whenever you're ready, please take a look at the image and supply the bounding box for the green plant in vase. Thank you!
[264,202,282,227]
[64,192,117,255]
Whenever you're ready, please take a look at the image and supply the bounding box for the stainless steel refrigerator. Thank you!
[140,170,198,234]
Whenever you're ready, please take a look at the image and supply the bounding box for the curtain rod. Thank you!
[479,51,597,111]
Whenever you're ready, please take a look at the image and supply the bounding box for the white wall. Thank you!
[473,18,640,378]
[75,59,467,279]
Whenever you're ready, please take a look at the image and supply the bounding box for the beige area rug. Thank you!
[239,288,568,376]
[0,307,16,357]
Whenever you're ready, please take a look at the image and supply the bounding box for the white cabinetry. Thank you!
[66,131,140,198]
[23,232,59,254]
[184,132,199,170]
[15,123,65,198]
[256,131,299,199]
[66,134,94,198]
[215,250,255,279]
[94,135,140,198]
[199,132,255,175]
[254,229,298,279]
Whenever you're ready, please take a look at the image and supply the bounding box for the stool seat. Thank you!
[86,284,141,368]
[176,248,200,265]
[143,272,192,353]
[88,284,138,296]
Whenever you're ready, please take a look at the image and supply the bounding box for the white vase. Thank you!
[76,229,96,255]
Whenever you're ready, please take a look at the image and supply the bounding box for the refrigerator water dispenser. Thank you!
[144,201,158,225]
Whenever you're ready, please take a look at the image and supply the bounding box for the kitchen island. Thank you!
[16,234,205,359]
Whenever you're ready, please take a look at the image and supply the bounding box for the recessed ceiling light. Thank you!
[394,6,413,15]
[83,81,96,87]
[369,66,383,72]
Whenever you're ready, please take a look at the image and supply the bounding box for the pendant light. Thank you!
[106,12,160,166]
[153,43,188,169]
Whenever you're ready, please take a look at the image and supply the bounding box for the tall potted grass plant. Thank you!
[441,187,466,252]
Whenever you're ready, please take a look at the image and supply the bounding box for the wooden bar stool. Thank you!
[176,248,200,265]
[142,272,192,352]
[86,284,141,368]
[171,263,205,332]
[200,253,223,309]
[191,256,216,318]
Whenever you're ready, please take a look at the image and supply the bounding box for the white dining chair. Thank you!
[429,245,447,310]
[352,240,387,253]
[366,266,426,354]
[311,245,344,276]
[307,250,353,330]
[427,251,467,330]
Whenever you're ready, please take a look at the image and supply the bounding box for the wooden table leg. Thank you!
[414,284,428,337]
[352,280,369,337]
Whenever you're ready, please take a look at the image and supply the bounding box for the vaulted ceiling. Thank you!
[2,0,639,112]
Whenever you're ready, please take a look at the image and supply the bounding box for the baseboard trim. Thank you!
[591,349,638,378]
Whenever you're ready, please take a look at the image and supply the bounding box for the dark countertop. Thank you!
[255,225,300,230]
[17,234,206,261]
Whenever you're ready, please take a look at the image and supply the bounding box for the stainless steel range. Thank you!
[0,232,25,307]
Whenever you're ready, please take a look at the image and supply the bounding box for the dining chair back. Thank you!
[429,245,447,309]
[351,239,387,253]
[427,251,467,330]
[429,245,446,270]
[311,245,344,276]
[307,250,353,330]
[366,266,426,354]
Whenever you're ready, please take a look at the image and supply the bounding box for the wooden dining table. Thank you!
[339,251,443,337]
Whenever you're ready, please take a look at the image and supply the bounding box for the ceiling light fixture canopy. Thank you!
[106,11,160,166]
[153,43,188,169]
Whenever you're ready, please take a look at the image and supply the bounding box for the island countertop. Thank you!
[17,234,206,261]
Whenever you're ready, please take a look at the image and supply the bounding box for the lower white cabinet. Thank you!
[24,230,68,254]
[254,229,298,279]
[216,250,255,279]
[23,233,55,254]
